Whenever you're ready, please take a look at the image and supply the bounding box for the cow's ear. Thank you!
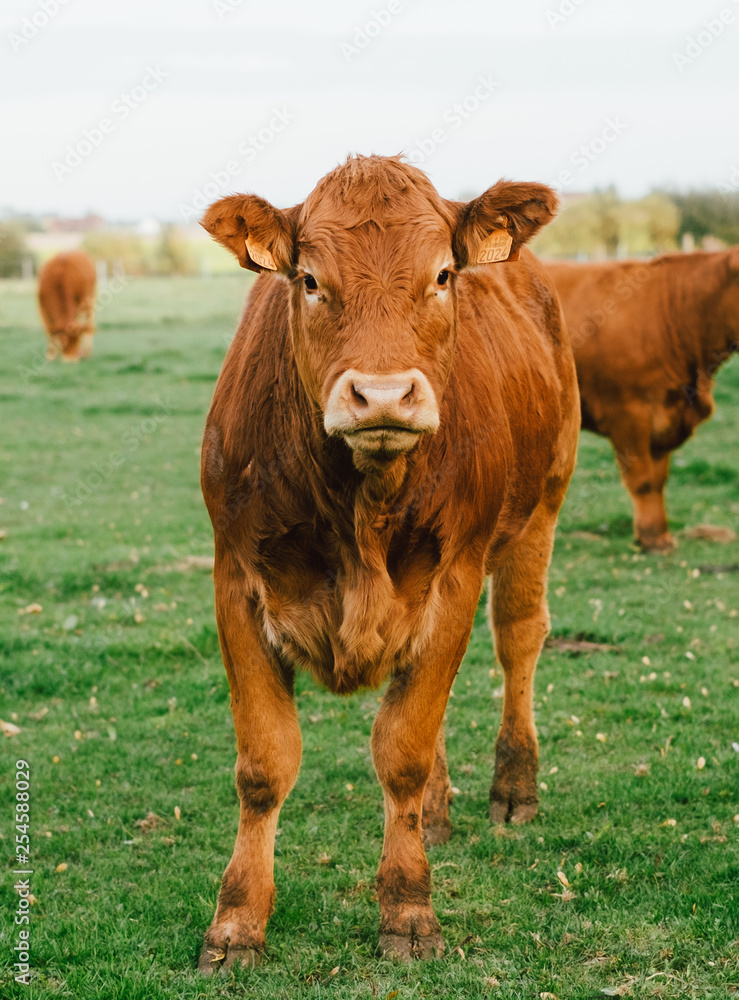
[452,181,558,268]
[200,194,296,275]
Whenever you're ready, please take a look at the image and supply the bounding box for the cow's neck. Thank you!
[277,370,441,676]
[333,463,409,669]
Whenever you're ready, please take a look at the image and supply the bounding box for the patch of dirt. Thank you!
[148,555,215,573]
[684,524,736,543]
[545,637,620,655]
[102,559,140,572]
[568,531,607,542]
[167,555,214,572]
[134,812,165,834]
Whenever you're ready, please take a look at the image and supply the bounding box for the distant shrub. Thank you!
[82,226,196,276]
[82,231,152,276]
[0,222,32,277]
[153,225,196,276]
[533,189,680,259]
[669,190,739,246]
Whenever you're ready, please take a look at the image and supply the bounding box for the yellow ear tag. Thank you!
[477,228,514,264]
[246,237,277,271]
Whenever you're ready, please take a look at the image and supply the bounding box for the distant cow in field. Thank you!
[198,155,579,970]
[38,250,97,361]
[546,252,739,551]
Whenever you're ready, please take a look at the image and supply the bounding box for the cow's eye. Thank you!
[437,270,450,286]
[303,274,318,292]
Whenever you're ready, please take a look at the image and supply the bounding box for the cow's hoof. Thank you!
[638,533,676,553]
[490,736,539,824]
[490,797,538,825]
[423,818,452,847]
[380,932,444,961]
[197,943,262,975]
[198,946,225,976]
[223,946,262,971]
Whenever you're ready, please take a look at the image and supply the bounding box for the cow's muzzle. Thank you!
[324,369,440,457]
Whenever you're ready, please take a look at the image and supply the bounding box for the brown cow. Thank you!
[38,249,97,361]
[546,252,739,550]
[198,155,579,970]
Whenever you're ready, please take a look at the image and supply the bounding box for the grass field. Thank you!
[1,275,738,1000]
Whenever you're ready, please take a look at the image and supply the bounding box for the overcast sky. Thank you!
[2,0,738,220]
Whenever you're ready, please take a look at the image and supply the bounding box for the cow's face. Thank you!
[202,157,557,471]
[47,328,84,362]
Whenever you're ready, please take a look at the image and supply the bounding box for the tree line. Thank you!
[2,188,739,277]
[532,188,739,259]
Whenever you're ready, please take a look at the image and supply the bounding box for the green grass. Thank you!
[0,276,738,999]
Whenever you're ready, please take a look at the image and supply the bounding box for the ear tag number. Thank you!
[246,237,277,270]
[477,229,514,264]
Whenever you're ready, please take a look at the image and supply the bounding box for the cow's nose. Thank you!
[323,367,440,442]
[348,375,416,424]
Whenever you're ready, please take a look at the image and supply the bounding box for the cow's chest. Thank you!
[252,530,441,693]
[653,385,715,451]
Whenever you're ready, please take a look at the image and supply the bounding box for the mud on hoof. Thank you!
[422,818,452,847]
[489,795,538,825]
[638,533,676,553]
[490,736,539,825]
[197,943,262,975]
[379,931,445,961]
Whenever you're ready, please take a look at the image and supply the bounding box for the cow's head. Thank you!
[46,326,91,362]
[202,156,556,471]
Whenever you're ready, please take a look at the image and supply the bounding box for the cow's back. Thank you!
[547,259,679,435]
[546,255,737,440]
[38,250,96,334]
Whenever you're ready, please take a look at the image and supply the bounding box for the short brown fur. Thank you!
[198,155,579,969]
[37,249,97,361]
[546,252,739,550]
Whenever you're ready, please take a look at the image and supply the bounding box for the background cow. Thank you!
[37,249,97,361]
[199,155,579,970]
[546,252,739,550]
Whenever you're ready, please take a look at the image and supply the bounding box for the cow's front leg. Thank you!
[422,725,453,846]
[371,603,476,961]
[615,445,674,552]
[490,502,557,825]
[199,594,301,974]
